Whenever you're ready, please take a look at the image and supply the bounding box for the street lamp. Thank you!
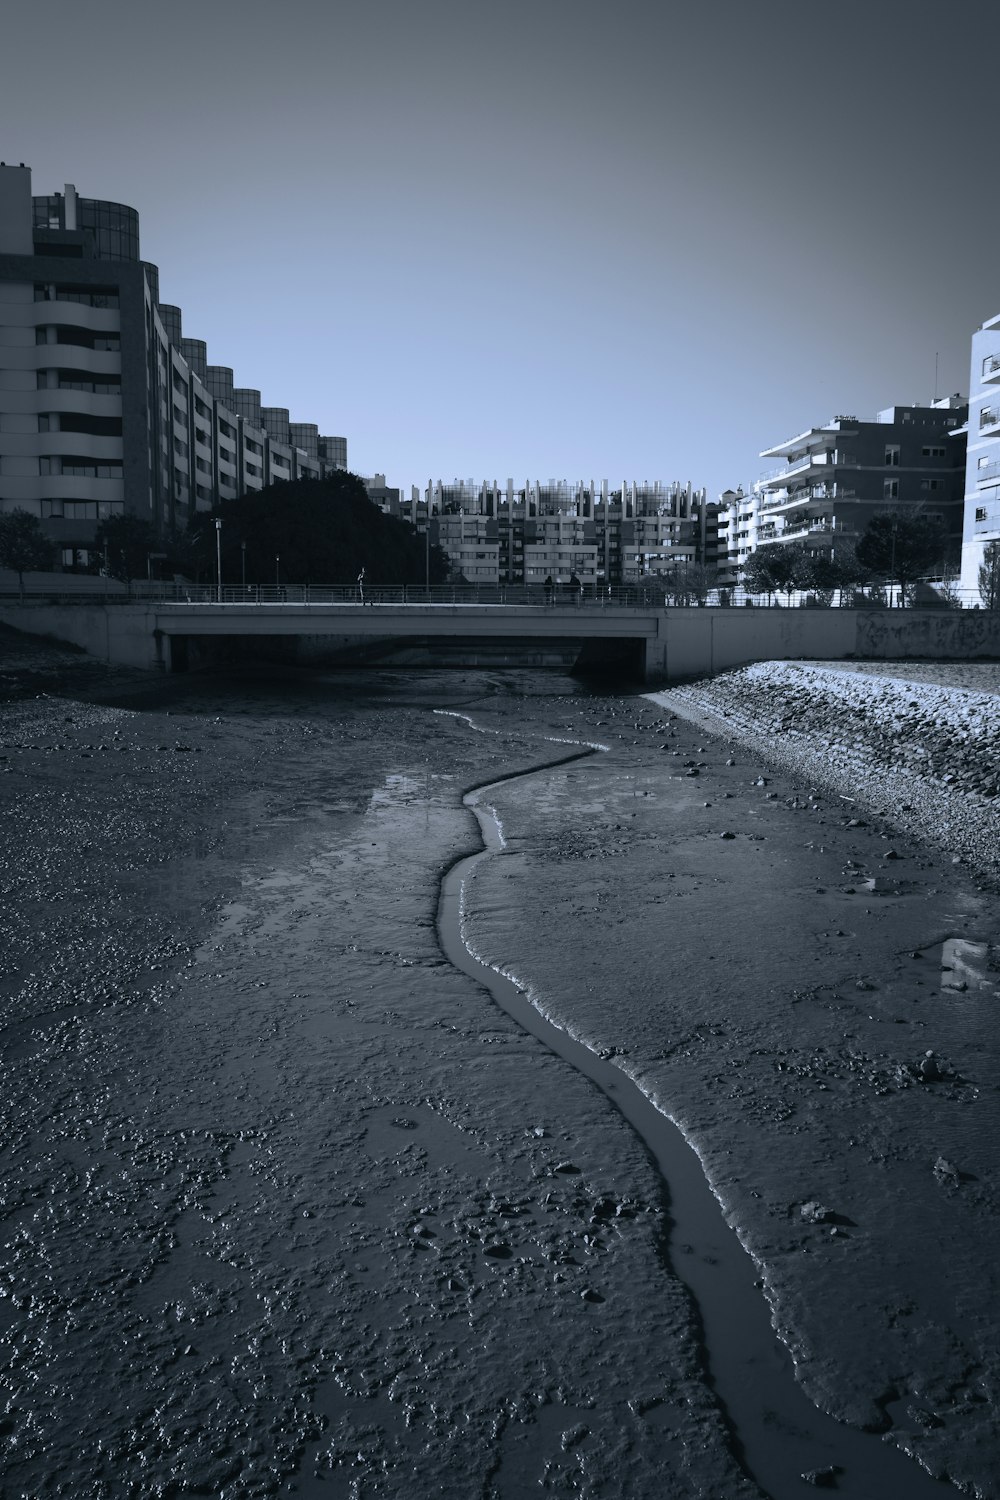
[241,540,246,592]
[275,554,280,591]
[215,518,222,603]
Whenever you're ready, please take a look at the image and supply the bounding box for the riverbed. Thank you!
[0,636,996,1499]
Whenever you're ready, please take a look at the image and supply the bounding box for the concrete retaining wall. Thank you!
[644,607,1000,681]
[0,603,166,670]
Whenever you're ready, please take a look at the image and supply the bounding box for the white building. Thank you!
[0,165,346,568]
[959,311,1000,598]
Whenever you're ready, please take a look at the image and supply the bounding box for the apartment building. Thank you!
[959,310,1000,596]
[0,165,346,567]
[715,486,761,585]
[378,478,711,586]
[754,399,967,565]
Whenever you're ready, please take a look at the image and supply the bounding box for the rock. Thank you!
[720,831,736,840]
[800,1466,839,1487]
[918,1054,940,1082]
[800,1201,836,1225]
[933,1156,960,1186]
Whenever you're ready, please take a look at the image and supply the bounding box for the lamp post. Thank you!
[275,554,280,591]
[215,518,222,603]
[241,541,246,592]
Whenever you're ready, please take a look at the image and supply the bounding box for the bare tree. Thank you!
[978,541,1000,610]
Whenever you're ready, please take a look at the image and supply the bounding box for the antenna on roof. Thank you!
[934,351,939,402]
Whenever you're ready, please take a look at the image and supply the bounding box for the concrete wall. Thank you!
[644,607,1000,681]
[0,602,166,670]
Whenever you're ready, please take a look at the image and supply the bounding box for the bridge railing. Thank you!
[0,581,686,609]
[0,580,990,610]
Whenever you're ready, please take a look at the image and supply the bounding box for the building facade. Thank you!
[376,478,712,586]
[959,311,1000,598]
[753,398,967,569]
[0,166,346,567]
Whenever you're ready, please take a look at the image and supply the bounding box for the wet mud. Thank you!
[0,637,997,1497]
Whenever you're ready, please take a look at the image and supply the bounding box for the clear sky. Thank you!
[3,0,998,500]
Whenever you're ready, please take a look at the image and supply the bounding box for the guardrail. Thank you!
[0,582,991,609]
[1,582,684,609]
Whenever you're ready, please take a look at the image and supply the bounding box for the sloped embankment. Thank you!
[652,660,1000,886]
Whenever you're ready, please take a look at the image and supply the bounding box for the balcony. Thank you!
[757,520,856,546]
[759,485,844,515]
[980,407,1000,435]
[976,459,1000,485]
[981,353,1000,385]
[759,451,829,488]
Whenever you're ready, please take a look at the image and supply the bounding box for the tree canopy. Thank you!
[0,508,56,596]
[855,512,950,599]
[187,473,449,587]
[978,541,1000,610]
[93,512,160,583]
[740,541,868,602]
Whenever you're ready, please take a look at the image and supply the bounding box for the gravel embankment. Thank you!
[651,661,1000,886]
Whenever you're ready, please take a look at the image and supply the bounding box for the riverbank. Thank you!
[654,660,1000,887]
[464,666,999,1497]
[1,633,996,1497]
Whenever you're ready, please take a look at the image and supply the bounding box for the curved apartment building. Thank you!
[0,165,346,567]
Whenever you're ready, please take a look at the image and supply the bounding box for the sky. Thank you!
[3,0,999,500]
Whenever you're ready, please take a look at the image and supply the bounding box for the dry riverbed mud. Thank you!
[0,628,997,1498]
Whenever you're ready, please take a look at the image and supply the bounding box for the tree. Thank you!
[855,512,949,606]
[739,550,782,602]
[979,541,1000,610]
[0,508,56,600]
[661,562,713,605]
[188,472,450,588]
[94,512,158,585]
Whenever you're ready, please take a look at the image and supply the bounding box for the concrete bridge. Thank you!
[2,593,1000,682]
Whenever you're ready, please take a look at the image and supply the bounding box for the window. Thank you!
[194,396,211,418]
[218,418,236,440]
[219,444,235,464]
[172,371,186,394]
[47,457,123,477]
[922,445,946,458]
[195,457,211,474]
[976,507,988,522]
[38,414,55,432]
[173,403,187,427]
[53,370,121,393]
[979,456,992,469]
[246,461,262,478]
[884,444,900,466]
[59,413,123,437]
[920,479,942,491]
[884,479,899,499]
[194,426,210,447]
[245,438,262,456]
[174,436,188,457]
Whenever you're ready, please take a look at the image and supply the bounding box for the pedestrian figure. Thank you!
[544,574,554,605]
[357,566,365,605]
[569,572,581,603]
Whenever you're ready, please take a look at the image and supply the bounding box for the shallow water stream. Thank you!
[439,745,957,1499]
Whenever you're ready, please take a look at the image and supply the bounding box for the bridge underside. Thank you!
[165,631,648,678]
